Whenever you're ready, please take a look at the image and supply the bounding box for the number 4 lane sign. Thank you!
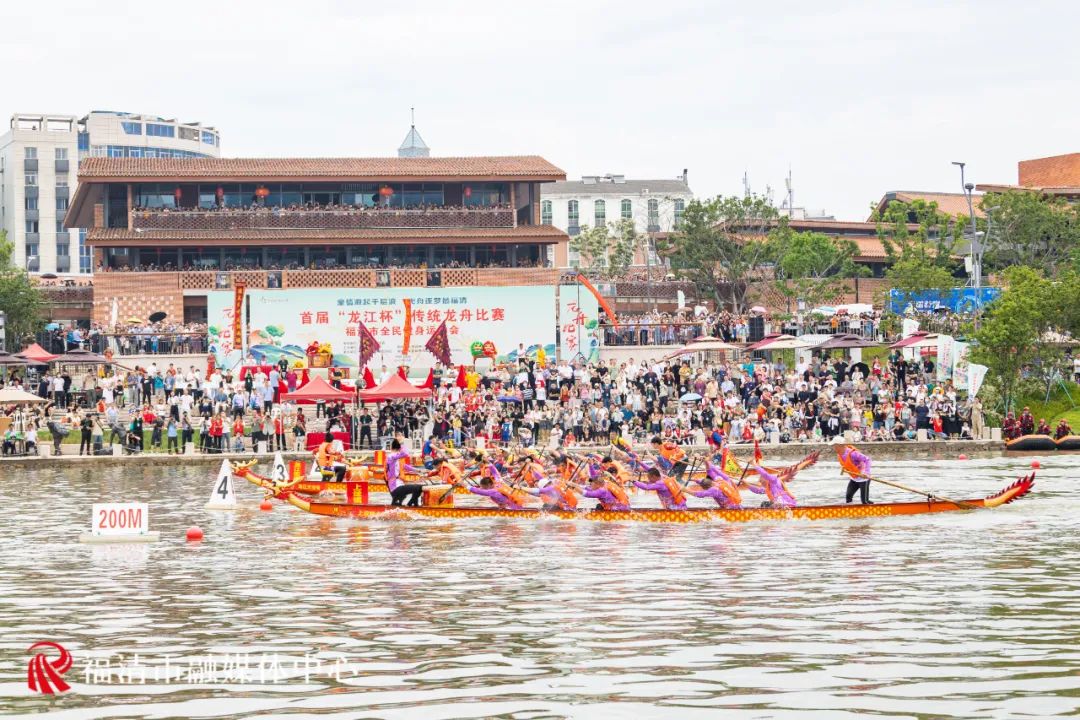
[206,459,238,510]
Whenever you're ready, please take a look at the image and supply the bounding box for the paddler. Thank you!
[458,463,528,509]
[633,467,688,510]
[838,443,873,505]
[524,477,579,511]
[690,462,742,509]
[516,448,548,487]
[650,436,689,481]
[583,474,631,511]
[313,431,347,482]
[386,438,424,506]
[428,456,463,486]
[754,464,796,508]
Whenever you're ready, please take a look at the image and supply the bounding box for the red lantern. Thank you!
[464,186,472,198]
[174,187,182,201]
[379,185,394,197]
[255,186,270,199]
[216,186,224,200]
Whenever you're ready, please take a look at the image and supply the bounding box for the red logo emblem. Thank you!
[27,642,72,695]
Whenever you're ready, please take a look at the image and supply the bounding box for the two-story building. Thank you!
[64,153,595,366]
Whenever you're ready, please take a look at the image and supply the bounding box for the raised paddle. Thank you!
[436,464,479,504]
[854,472,982,510]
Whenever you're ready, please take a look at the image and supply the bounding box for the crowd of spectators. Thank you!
[133,201,514,214]
[96,257,551,273]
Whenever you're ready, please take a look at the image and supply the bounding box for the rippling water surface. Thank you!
[1,454,1078,719]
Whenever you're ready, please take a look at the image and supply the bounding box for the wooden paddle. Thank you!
[436,464,479,504]
[854,472,981,510]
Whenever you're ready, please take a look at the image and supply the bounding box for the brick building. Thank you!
[65,155,570,326]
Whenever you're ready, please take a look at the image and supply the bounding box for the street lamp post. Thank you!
[952,161,982,322]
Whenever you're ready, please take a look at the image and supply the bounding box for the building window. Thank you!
[56,197,69,211]
[78,132,89,151]
[25,220,39,234]
[55,147,68,160]
[647,198,659,230]
[56,220,65,233]
[79,229,91,273]
[25,173,37,186]
[25,197,38,210]
[24,147,37,160]
[146,123,175,138]
[201,130,216,145]
[674,199,685,228]
[57,242,69,257]
[179,127,199,141]
[26,242,39,257]
[541,200,552,225]
[56,174,68,187]
[121,121,142,135]
[108,146,124,158]
[594,199,606,228]
[621,198,632,220]
[568,200,579,227]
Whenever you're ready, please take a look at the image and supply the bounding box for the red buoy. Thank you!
[259,499,273,511]
[186,526,204,542]
[958,454,968,460]
[1031,459,1041,469]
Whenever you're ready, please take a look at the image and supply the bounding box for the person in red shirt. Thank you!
[232,416,245,452]
[273,413,285,452]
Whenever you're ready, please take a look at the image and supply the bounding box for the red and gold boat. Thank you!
[233,462,1034,524]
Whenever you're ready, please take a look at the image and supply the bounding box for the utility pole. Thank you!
[952,161,982,323]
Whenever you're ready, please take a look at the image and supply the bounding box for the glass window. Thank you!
[621,199,632,220]
[402,183,424,208]
[178,127,199,141]
[647,198,659,227]
[56,174,68,187]
[146,123,175,138]
[108,146,124,158]
[56,220,66,233]
[78,132,89,151]
[56,196,69,211]
[568,200,579,225]
[79,230,91,273]
[594,199,606,228]
[201,130,216,145]
[24,147,37,159]
[25,173,37,186]
[26,242,39,257]
[26,220,39,233]
[541,200,552,225]
[422,183,444,206]
[462,182,507,207]
[143,149,156,158]
[57,242,69,257]
[674,199,685,228]
[25,197,38,210]
[55,147,68,160]
[128,148,142,158]
[121,121,143,135]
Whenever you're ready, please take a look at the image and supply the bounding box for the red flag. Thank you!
[455,364,467,389]
[753,439,763,464]
[363,366,376,389]
[357,321,380,370]
[398,366,407,379]
[425,319,452,366]
[420,368,434,389]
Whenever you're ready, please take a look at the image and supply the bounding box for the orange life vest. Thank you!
[519,459,546,486]
[659,442,686,464]
[494,482,529,507]
[550,480,578,509]
[560,460,579,482]
[602,478,629,508]
[314,441,335,467]
[659,475,686,507]
[435,462,462,484]
[717,479,742,506]
[603,460,632,484]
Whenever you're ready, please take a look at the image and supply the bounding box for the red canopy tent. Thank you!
[889,331,939,350]
[358,373,432,402]
[281,375,355,403]
[16,343,58,364]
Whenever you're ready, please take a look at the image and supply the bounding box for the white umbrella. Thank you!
[664,337,741,360]
[0,386,47,404]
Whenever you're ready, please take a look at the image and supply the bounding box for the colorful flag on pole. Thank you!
[357,321,380,370]
[425,319,452,366]
[363,366,376,389]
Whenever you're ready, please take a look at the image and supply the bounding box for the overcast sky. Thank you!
[3,0,1076,219]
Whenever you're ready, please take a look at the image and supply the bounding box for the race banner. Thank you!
[233,282,246,356]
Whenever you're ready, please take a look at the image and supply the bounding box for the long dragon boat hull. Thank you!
[1054,435,1080,451]
[1005,434,1057,451]
[244,471,1034,524]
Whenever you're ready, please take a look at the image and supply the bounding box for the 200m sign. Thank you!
[91,503,149,536]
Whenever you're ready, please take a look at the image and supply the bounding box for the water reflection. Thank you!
[0,456,1077,718]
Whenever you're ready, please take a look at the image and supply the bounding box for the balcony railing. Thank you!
[130,206,516,232]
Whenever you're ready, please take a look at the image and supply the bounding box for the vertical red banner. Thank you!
[233,281,246,353]
[401,298,413,355]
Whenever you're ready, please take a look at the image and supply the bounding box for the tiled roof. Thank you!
[86,224,567,245]
[77,156,565,181]
[1018,153,1080,187]
[850,235,887,260]
[871,191,983,221]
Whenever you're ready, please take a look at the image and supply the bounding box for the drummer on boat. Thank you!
[314,431,347,482]
[385,437,425,507]
[837,442,874,505]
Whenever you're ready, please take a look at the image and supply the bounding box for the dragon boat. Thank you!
[231,461,1034,524]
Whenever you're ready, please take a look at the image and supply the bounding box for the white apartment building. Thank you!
[540,171,693,267]
[0,111,221,274]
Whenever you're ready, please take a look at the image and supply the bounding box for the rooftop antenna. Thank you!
[742,170,750,198]
[785,166,794,219]
[411,107,415,127]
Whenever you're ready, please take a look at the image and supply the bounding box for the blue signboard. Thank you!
[887,287,1002,315]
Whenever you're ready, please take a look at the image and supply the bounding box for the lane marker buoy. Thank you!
[259,500,273,511]
[186,526,204,541]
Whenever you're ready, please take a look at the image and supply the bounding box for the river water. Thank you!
[1,454,1078,719]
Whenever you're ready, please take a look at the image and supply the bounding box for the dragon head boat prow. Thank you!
[982,473,1036,508]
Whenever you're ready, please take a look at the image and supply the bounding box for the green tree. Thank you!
[769,227,867,310]
[981,190,1080,276]
[970,266,1062,413]
[569,219,641,279]
[872,199,959,297]
[0,230,45,349]
[656,194,780,312]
